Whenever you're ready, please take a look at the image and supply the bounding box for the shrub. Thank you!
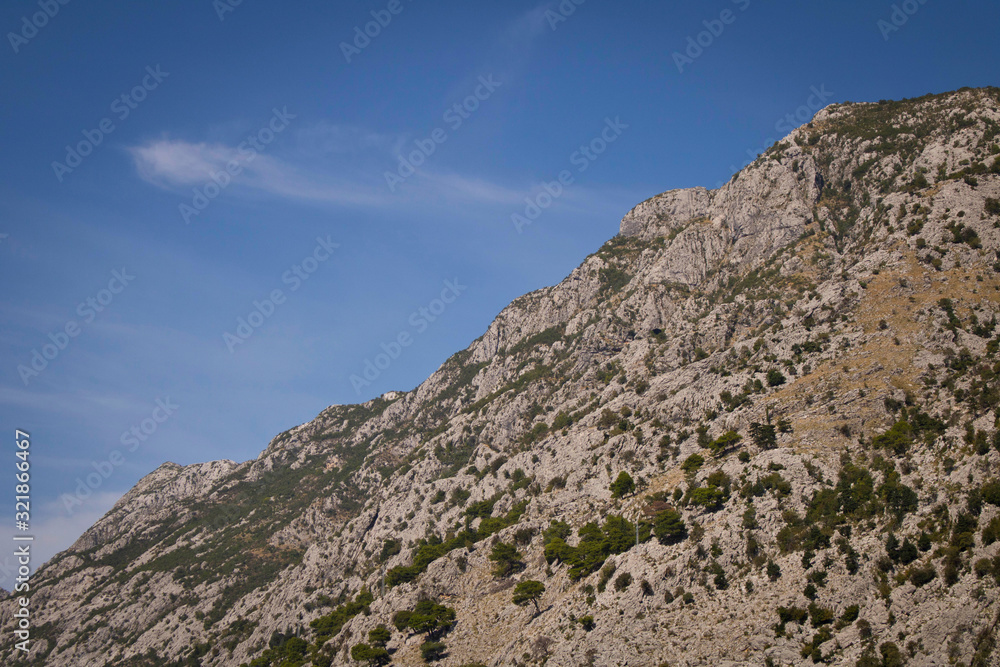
[420,641,447,663]
[873,421,913,455]
[551,411,571,430]
[597,564,616,593]
[681,454,705,473]
[489,542,525,577]
[379,539,402,563]
[767,560,781,581]
[598,409,618,429]
[689,486,727,510]
[986,197,1000,216]
[840,605,859,623]
[808,603,835,627]
[351,643,390,666]
[982,480,1000,506]
[880,642,904,667]
[578,615,595,631]
[708,562,728,590]
[767,369,786,387]
[909,565,936,587]
[614,572,633,591]
[776,606,808,633]
[982,515,1000,545]
[513,527,536,545]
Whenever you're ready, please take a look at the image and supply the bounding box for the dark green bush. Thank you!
[420,641,447,663]
[909,565,936,587]
[681,454,704,473]
[653,509,687,544]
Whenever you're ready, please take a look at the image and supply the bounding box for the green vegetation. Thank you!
[776,606,808,634]
[610,471,636,498]
[392,599,456,663]
[767,369,787,387]
[241,590,373,667]
[599,266,633,296]
[706,430,742,455]
[386,499,528,587]
[512,580,546,614]
[750,422,777,450]
[350,625,391,666]
[681,453,705,473]
[544,515,651,580]
[489,542,525,577]
[653,508,686,544]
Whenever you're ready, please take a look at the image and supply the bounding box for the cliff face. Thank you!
[4,87,1000,667]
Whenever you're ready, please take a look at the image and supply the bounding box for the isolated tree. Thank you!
[749,422,777,450]
[512,580,546,614]
[708,430,741,454]
[610,471,636,498]
[407,600,456,638]
[767,369,787,387]
[489,542,525,577]
[653,509,686,545]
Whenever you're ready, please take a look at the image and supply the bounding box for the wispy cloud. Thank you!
[128,138,387,208]
[127,122,539,212]
[504,3,555,48]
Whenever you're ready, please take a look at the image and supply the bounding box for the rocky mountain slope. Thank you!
[4,87,1000,667]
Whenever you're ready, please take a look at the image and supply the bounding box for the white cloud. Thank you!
[129,139,386,207]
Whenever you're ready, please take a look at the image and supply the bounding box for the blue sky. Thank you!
[1,0,997,584]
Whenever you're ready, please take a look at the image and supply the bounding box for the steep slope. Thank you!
[4,87,1000,666]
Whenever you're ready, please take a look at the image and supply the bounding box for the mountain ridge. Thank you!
[4,86,1000,666]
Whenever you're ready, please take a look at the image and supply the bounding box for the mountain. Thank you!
[4,87,1000,667]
